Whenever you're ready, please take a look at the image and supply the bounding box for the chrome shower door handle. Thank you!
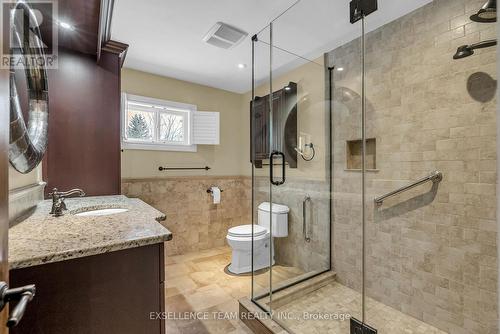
[303,195,311,242]
[269,151,286,186]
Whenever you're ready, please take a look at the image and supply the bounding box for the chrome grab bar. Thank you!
[303,195,311,242]
[374,171,443,206]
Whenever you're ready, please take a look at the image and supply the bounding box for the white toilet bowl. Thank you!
[226,225,273,274]
[226,202,289,275]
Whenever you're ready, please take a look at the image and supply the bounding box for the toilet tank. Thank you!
[258,202,289,237]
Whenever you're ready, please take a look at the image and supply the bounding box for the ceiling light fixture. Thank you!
[337,67,344,71]
[58,21,74,30]
[237,63,247,69]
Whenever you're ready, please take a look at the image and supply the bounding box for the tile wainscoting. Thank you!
[121,176,251,255]
[254,176,330,274]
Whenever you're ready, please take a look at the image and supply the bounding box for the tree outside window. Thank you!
[160,113,184,142]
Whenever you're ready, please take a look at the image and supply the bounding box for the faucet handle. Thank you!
[58,189,86,198]
[49,188,85,198]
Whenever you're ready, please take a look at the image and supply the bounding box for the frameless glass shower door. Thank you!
[250,1,359,331]
[250,25,273,310]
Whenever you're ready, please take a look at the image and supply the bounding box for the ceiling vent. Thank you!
[203,22,248,49]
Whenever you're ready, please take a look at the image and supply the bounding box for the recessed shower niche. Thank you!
[346,138,376,170]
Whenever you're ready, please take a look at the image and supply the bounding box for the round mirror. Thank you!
[9,0,49,174]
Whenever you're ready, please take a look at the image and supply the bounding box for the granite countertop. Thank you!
[9,195,172,270]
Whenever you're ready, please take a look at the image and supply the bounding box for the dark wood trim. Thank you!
[101,40,129,68]
[159,245,165,334]
[44,48,122,197]
[38,0,102,56]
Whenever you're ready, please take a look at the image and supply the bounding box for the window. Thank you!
[122,94,200,152]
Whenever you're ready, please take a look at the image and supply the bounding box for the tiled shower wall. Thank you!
[328,0,497,333]
[254,176,330,274]
[122,176,251,255]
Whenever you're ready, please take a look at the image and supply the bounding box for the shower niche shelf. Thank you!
[346,138,377,171]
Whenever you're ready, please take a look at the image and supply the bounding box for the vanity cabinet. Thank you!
[250,82,298,168]
[10,243,165,334]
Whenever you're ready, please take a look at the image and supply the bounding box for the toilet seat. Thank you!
[227,224,267,238]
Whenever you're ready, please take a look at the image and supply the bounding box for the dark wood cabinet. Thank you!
[43,48,122,198]
[250,82,297,168]
[10,244,165,334]
[250,96,269,163]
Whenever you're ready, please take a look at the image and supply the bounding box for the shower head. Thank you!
[453,45,474,59]
[453,39,497,59]
[470,0,496,22]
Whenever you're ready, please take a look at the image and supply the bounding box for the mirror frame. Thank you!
[9,0,49,174]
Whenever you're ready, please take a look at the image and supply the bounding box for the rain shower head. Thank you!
[470,0,496,22]
[453,39,497,59]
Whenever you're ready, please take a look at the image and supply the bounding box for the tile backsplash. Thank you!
[9,182,46,224]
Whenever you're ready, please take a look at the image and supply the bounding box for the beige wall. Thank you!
[122,58,327,180]
[121,68,247,178]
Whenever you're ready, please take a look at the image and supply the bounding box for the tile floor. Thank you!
[165,246,304,334]
[165,247,446,334]
[274,281,447,334]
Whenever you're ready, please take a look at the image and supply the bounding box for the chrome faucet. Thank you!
[49,188,86,217]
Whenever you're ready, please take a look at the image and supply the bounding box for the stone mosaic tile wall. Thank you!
[254,176,330,274]
[328,0,497,333]
[121,176,251,255]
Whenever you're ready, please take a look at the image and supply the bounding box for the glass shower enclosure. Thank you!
[249,0,349,329]
[249,0,498,333]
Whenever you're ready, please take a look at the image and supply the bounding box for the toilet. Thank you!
[226,202,289,274]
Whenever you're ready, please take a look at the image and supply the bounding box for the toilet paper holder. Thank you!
[206,187,223,193]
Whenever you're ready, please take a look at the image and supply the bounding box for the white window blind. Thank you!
[193,111,220,145]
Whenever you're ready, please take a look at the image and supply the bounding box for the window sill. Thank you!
[121,142,197,152]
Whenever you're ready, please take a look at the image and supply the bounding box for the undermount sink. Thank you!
[73,208,129,217]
